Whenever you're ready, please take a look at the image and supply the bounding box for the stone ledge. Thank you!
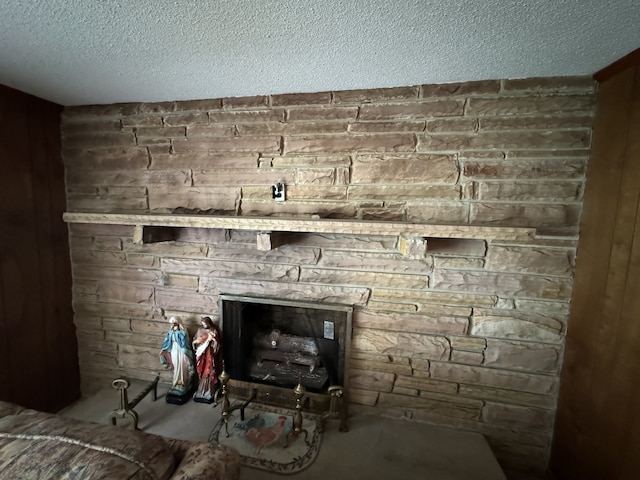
[62,211,538,241]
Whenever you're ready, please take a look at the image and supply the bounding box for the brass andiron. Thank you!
[319,385,348,432]
[219,369,232,436]
[284,380,310,447]
[109,375,159,430]
[219,367,257,437]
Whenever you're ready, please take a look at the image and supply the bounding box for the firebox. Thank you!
[219,295,353,409]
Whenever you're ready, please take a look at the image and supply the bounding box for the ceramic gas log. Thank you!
[251,330,329,390]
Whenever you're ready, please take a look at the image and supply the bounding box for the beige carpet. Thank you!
[59,380,507,480]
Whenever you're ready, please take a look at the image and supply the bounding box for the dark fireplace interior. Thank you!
[220,295,353,399]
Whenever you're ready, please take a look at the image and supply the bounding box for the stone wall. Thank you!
[61,77,596,476]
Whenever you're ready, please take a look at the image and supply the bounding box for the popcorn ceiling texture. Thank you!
[0,0,638,105]
[61,77,595,477]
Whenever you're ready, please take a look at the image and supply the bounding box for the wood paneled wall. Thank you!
[0,84,79,412]
[550,49,640,479]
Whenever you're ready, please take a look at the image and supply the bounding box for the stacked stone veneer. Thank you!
[61,77,596,476]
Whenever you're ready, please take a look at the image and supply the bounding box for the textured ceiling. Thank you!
[1,0,639,106]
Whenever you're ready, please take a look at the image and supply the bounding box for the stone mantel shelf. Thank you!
[63,211,539,242]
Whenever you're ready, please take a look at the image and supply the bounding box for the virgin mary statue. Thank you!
[160,317,196,404]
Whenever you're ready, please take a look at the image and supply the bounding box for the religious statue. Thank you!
[160,317,196,404]
[192,316,222,403]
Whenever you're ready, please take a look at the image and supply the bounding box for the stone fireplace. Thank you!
[60,76,597,474]
[219,295,352,411]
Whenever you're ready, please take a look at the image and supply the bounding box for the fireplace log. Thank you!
[253,330,320,356]
[253,348,321,372]
[248,360,329,390]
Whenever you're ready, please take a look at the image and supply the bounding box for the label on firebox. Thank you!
[323,321,335,340]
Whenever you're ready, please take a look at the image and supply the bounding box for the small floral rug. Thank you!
[209,403,322,474]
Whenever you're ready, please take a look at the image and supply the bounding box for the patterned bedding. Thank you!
[0,401,240,480]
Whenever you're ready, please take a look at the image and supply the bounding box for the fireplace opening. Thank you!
[219,295,353,399]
